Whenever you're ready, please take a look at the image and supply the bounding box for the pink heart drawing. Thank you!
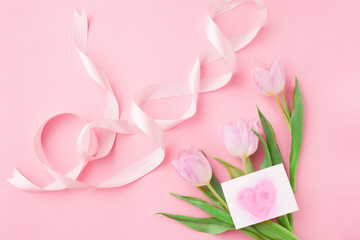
[237,179,276,219]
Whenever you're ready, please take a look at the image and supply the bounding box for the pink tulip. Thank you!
[172,146,212,186]
[251,57,285,96]
[217,118,262,159]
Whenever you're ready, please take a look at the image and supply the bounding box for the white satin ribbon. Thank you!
[8,0,267,191]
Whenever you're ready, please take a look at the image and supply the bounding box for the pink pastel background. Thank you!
[0,0,359,239]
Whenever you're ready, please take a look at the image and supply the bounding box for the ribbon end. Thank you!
[73,8,88,54]
[7,168,42,192]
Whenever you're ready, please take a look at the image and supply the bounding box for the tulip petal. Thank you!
[251,67,272,96]
[222,124,245,158]
[172,146,212,186]
[270,57,285,94]
[218,118,263,160]
[249,118,261,135]
[237,118,251,157]
[247,119,260,156]
[251,57,286,96]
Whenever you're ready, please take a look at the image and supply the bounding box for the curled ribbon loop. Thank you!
[8,0,267,191]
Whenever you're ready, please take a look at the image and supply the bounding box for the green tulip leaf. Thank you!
[200,150,208,158]
[254,220,299,240]
[287,213,294,229]
[213,157,244,178]
[201,151,226,202]
[252,130,272,169]
[156,213,234,234]
[289,78,304,192]
[170,193,233,225]
[240,228,269,240]
[207,173,226,201]
[240,226,272,240]
[257,108,293,231]
[257,107,284,166]
[282,91,291,120]
[197,187,226,211]
[276,215,292,233]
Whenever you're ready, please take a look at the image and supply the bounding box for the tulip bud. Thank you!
[172,146,212,186]
[251,57,285,96]
[217,118,261,160]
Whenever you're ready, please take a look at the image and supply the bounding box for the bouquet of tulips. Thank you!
[157,58,304,240]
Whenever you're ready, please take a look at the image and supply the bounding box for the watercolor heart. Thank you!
[237,179,276,219]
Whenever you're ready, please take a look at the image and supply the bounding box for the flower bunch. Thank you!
[157,58,304,240]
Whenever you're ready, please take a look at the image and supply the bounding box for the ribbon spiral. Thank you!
[8,0,267,191]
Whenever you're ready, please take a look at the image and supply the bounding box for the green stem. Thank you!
[206,183,229,211]
[242,157,249,174]
[275,94,291,131]
[246,157,254,173]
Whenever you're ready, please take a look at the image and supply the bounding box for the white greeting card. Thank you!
[221,164,298,229]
